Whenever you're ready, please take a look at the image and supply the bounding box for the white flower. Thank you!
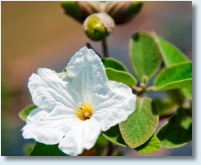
[22,47,136,156]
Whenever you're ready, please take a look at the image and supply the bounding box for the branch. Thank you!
[86,42,102,58]
[102,39,109,58]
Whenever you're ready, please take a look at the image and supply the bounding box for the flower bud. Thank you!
[61,1,101,23]
[83,13,115,41]
[104,1,143,24]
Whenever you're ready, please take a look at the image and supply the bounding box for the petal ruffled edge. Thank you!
[92,81,137,131]
[22,108,73,145]
[64,47,108,104]
[28,68,78,111]
[58,117,101,156]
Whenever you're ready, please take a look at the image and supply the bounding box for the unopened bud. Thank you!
[105,1,143,24]
[61,1,101,23]
[83,13,115,41]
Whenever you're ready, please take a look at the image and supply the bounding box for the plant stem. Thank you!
[86,42,102,58]
[102,39,109,58]
[106,141,115,156]
[145,86,154,92]
[132,85,142,93]
[132,85,154,96]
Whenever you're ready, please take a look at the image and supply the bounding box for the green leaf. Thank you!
[181,87,192,100]
[30,142,68,156]
[153,34,192,99]
[154,62,192,91]
[95,134,108,156]
[106,68,137,87]
[103,125,127,147]
[155,99,178,117]
[119,97,159,148]
[102,58,127,71]
[130,32,161,82]
[167,88,192,106]
[153,33,188,66]
[166,89,186,105]
[23,143,34,156]
[61,1,82,17]
[19,104,37,121]
[135,134,161,154]
[62,67,67,73]
[157,108,192,148]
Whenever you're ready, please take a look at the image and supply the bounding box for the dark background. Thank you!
[1,1,192,156]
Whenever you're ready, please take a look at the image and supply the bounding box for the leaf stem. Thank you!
[145,86,154,92]
[133,85,154,96]
[132,85,142,92]
[102,39,109,58]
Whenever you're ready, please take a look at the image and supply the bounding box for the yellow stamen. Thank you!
[76,104,94,121]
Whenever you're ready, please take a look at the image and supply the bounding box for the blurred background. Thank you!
[1,1,192,156]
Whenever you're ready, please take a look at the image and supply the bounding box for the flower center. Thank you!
[76,104,94,121]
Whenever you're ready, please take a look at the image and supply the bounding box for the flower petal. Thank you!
[92,81,136,131]
[28,68,78,111]
[24,47,136,156]
[65,47,108,104]
[58,117,101,156]
[22,108,74,145]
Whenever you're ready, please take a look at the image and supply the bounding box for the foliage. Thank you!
[130,32,161,83]
[157,108,192,148]
[135,134,161,154]
[103,125,127,147]
[19,2,192,156]
[30,142,68,156]
[19,104,37,121]
[119,97,159,148]
[154,62,192,91]
[102,57,127,71]
[153,33,188,66]
[106,68,137,87]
